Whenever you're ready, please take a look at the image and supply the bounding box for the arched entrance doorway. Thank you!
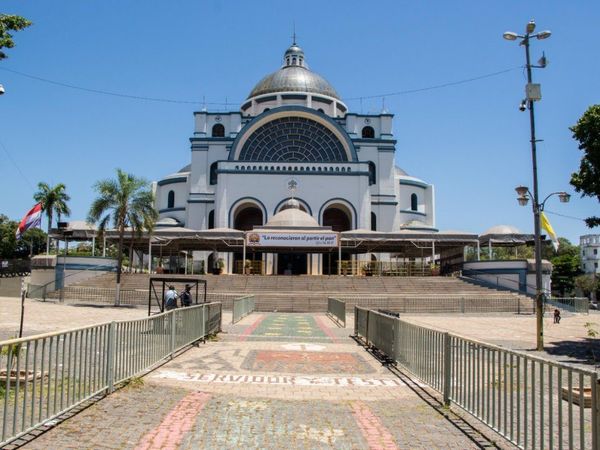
[322,205,352,275]
[234,204,264,274]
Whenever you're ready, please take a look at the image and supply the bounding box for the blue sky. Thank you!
[0,0,598,243]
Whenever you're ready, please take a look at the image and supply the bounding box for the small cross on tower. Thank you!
[288,179,298,199]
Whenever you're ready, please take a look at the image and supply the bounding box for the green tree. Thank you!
[15,228,47,257]
[570,104,600,227]
[575,274,599,299]
[0,214,17,258]
[0,14,32,60]
[547,238,582,296]
[0,214,47,258]
[33,182,71,254]
[87,169,157,305]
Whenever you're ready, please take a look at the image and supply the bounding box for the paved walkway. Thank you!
[14,310,515,449]
[402,312,600,369]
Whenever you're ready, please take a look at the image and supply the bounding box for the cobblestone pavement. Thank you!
[17,311,516,449]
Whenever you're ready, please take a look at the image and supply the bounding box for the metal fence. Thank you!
[0,302,222,447]
[338,296,533,314]
[0,260,31,278]
[546,297,590,314]
[327,297,346,327]
[354,306,599,450]
[338,260,438,276]
[27,285,149,306]
[232,296,255,324]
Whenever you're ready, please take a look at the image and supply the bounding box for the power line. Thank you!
[0,67,226,105]
[0,65,522,106]
[344,66,522,101]
[545,210,587,222]
[0,137,34,190]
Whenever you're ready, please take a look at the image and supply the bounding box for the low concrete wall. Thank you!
[0,277,22,297]
[463,259,551,295]
[30,255,117,293]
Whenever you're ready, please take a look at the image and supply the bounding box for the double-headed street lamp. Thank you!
[504,20,567,351]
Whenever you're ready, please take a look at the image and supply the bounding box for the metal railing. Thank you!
[546,297,590,314]
[0,302,222,447]
[233,260,264,275]
[338,261,438,276]
[354,306,599,450]
[338,296,532,314]
[232,295,255,324]
[327,297,346,327]
[39,286,148,306]
[0,260,31,278]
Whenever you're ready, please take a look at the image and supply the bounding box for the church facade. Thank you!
[153,42,436,274]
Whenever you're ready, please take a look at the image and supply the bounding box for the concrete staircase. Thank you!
[64,273,533,313]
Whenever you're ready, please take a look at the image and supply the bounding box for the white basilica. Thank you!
[153,42,436,275]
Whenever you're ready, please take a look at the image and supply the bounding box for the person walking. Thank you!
[180,284,193,307]
[165,285,179,311]
[553,308,561,324]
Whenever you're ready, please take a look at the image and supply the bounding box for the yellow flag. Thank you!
[540,212,559,251]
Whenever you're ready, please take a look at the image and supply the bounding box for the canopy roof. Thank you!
[479,224,535,246]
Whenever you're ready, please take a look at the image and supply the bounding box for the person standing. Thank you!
[553,308,561,324]
[180,284,193,307]
[165,285,179,311]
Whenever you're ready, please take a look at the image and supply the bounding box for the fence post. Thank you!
[393,319,400,362]
[460,297,465,314]
[170,312,176,359]
[201,305,206,338]
[443,333,451,407]
[593,375,599,450]
[106,321,116,394]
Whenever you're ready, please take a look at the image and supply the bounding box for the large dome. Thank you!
[247,43,340,100]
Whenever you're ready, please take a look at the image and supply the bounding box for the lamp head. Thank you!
[526,20,536,34]
[536,30,551,40]
[503,31,519,41]
[515,185,529,197]
[517,196,529,207]
[558,192,571,203]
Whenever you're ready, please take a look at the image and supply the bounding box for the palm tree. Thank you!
[33,182,71,254]
[87,169,157,305]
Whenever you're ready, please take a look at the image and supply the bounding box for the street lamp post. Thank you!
[504,20,553,351]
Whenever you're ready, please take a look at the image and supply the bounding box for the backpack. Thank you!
[165,290,178,309]
[180,290,192,306]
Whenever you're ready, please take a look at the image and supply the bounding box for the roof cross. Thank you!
[288,179,298,199]
[291,22,297,45]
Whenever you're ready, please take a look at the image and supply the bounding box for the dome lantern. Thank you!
[283,43,307,68]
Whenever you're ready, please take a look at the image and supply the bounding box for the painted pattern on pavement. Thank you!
[242,313,330,342]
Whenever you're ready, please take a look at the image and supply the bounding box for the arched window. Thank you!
[371,212,377,231]
[362,126,375,139]
[368,161,376,185]
[411,193,418,211]
[208,210,214,229]
[167,190,175,209]
[209,162,218,185]
[212,123,225,137]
